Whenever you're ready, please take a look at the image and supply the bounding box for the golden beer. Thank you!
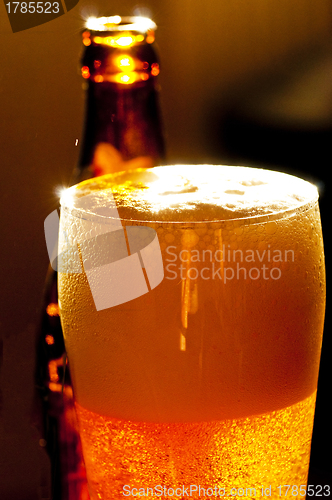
[58,166,325,499]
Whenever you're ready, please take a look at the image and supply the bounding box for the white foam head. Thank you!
[61,165,318,222]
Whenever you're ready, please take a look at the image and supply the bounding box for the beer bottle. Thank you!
[35,15,165,500]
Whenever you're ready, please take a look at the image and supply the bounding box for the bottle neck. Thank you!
[78,77,165,173]
[76,17,165,179]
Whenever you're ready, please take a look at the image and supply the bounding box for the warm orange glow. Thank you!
[48,382,74,395]
[151,63,160,76]
[82,16,160,85]
[107,55,143,84]
[92,34,136,48]
[81,66,90,79]
[115,36,135,47]
[48,382,62,392]
[119,74,132,84]
[116,55,135,71]
[94,75,104,83]
[45,334,55,345]
[48,360,60,383]
[120,57,130,66]
[119,56,131,67]
[91,32,150,49]
[82,30,91,46]
[46,302,60,316]
[146,30,155,44]
[92,36,103,44]
[112,71,150,85]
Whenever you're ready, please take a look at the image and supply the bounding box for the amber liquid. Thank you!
[76,392,316,500]
[59,169,325,500]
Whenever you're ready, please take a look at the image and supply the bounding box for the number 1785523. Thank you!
[5,2,60,14]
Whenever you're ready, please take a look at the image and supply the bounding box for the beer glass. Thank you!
[58,165,326,500]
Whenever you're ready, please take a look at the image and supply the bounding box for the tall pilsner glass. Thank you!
[58,165,326,500]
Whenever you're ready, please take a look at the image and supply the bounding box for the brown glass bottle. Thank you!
[35,16,165,500]
[78,16,164,173]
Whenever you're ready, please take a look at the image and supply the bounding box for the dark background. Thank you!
[0,1,331,498]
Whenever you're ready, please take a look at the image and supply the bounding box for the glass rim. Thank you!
[60,165,319,227]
